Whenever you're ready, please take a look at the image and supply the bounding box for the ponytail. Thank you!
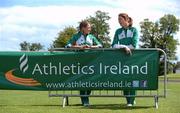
[119,13,133,27]
[128,17,133,27]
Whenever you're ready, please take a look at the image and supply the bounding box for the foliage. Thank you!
[53,26,77,48]
[140,14,179,59]
[20,41,44,51]
[86,10,111,47]
[140,14,180,74]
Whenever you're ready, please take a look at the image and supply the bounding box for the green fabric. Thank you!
[112,27,138,48]
[112,27,138,104]
[124,90,136,104]
[80,90,91,105]
[66,31,101,46]
[0,49,159,90]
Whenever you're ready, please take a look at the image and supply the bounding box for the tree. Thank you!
[175,61,180,69]
[159,14,179,59]
[20,41,44,51]
[53,26,77,48]
[140,14,180,74]
[140,19,160,48]
[140,14,179,59]
[86,10,111,47]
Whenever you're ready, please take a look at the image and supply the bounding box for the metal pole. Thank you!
[62,96,66,108]
[154,96,159,109]
[157,48,167,98]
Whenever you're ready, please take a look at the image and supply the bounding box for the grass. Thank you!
[166,73,180,79]
[0,74,180,113]
[159,73,180,80]
[167,73,180,77]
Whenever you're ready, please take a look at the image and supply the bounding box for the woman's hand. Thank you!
[71,45,84,49]
[124,47,132,55]
[71,45,90,49]
[90,45,100,48]
[82,45,91,48]
[71,45,100,49]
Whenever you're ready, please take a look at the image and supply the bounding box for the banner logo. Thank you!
[4,54,41,87]
[19,54,28,73]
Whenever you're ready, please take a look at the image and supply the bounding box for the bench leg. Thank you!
[62,96,66,108]
[154,96,158,109]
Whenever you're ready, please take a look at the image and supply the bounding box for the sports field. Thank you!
[0,74,180,113]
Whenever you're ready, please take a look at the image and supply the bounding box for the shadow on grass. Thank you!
[0,104,154,110]
[70,104,154,110]
[0,104,60,107]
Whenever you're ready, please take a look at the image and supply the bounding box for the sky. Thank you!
[0,0,180,60]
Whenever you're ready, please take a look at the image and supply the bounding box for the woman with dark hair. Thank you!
[66,20,102,48]
[65,20,102,106]
[112,13,138,106]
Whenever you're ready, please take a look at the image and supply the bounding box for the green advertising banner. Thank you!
[0,49,159,90]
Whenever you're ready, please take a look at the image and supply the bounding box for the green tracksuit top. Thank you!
[112,27,138,49]
[65,31,102,48]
